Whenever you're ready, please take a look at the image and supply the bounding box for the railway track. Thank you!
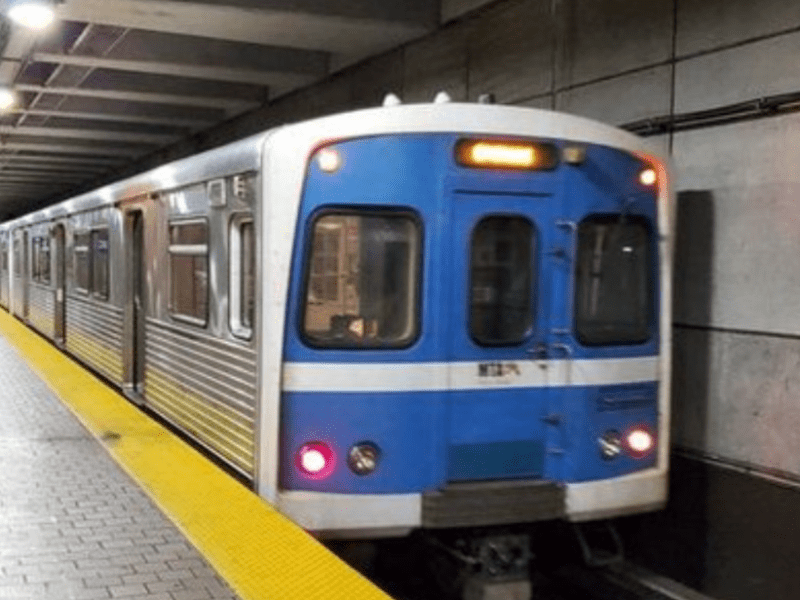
[333,532,717,600]
[536,562,717,600]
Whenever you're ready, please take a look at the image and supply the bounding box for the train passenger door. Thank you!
[52,224,66,345]
[445,192,568,483]
[123,209,146,399]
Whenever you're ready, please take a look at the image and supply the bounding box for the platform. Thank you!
[0,311,390,600]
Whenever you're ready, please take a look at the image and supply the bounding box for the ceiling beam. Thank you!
[0,154,124,167]
[9,108,212,128]
[56,0,433,53]
[0,125,176,144]
[14,83,260,111]
[0,142,149,157]
[33,53,317,87]
[0,163,110,174]
[0,173,90,183]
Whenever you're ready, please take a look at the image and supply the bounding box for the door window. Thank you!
[469,216,535,345]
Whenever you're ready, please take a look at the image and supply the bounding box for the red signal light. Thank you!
[295,442,336,479]
[624,426,655,459]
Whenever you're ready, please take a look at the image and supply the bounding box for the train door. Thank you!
[52,223,66,344]
[445,192,569,483]
[123,209,146,399]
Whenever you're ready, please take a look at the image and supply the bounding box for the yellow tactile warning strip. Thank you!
[0,310,392,600]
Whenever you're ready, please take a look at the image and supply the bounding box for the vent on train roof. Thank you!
[382,93,402,106]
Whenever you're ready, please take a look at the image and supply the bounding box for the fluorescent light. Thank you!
[0,89,16,111]
[8,1,55,30]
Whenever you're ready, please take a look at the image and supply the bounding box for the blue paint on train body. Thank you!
[280,133,660,494]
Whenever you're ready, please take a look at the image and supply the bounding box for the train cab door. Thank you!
[52,223,66,345]
[123,208,146,400]
[445,191,569,484]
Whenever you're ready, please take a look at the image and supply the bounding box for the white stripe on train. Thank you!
[281,355,660,393]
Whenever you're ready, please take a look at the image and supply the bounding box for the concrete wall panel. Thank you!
[675,31,800,113]
[676,0,800,57]
[673,115,800,336]
[441,0,495,23]
[349,50,406,108]
[556,0,673,88]
[275,73,354,123]
[466,0,554,103]
[555,66,672,126]
[519,95,554,110]
[673,327,800,477]
[404,26,469,103]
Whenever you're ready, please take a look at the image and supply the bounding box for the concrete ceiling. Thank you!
[0,0,439,217]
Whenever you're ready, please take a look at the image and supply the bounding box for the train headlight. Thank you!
[599,430,622,460]
[639,167,657,186]
[348,442,380,476]
[624,426,655,459]
[296,442,336,479]
[316,147,342,173]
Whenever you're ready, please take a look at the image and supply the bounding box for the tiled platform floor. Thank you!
[0,335,242,600]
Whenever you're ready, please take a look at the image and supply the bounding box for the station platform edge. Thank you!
[0,309,390,600]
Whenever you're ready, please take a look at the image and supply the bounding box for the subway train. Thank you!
[0,100,672,549]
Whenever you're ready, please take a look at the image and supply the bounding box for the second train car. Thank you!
[0,101,672,544]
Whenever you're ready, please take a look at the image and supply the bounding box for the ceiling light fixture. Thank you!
[7,0,56,31]
[0,89,16,111]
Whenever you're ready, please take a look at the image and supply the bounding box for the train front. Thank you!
[271,105,671,539]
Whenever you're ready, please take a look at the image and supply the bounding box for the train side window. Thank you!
[31,238,40,282]
[574,215,653,346]
[230,216,255,339]
[74,232,91,293]
[168,220,209,326]
[39,236,51,285]
[13,237,20,276]
[469,216,535,346]
[302,211,421,348]
[91,229,109,300]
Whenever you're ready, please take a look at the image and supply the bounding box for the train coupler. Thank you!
[422,532,533,600]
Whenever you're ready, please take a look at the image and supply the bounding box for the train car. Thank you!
[0,101,672,560]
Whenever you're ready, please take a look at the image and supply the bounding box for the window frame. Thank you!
[31,237,40,283]
[229,213,255,341]
[468,214,537,347]
[13,236,21,277]
[167,218,210,327]
[299,207,423,350]
[90,228,110,301]
[73,230,92,294]
[573,214,655,347]
[38,234,51,286]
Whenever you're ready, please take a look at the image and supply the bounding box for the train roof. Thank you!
[1,102,664,229]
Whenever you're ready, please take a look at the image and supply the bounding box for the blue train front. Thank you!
[268,105,671,538]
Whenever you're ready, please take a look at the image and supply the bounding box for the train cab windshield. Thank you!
[302,211,420,348]
[574,215,653,345]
